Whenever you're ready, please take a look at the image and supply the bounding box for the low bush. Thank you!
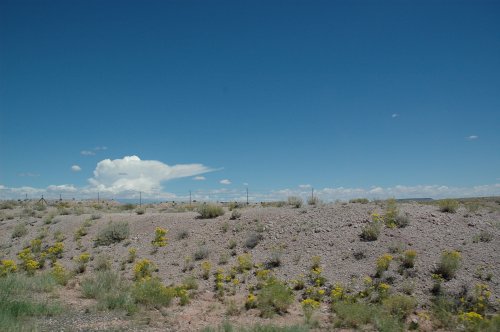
[197,204,225,219]
[94,221,129,246]
[394,214,410,228]
[257,280,294,318]
[382,294,416,319]
[472,231,493,243]
[11,223,28,239]
[360,222,381,241]
[439,199,459,213]
[307,196,319,206]
[245,232,263,249]
[132,277,175,308]
[287,196,303,208]
[435,250,461,280]
[230,209,242,220]
[402,250,417,269]
[193,245,209,261]
[376,254,393,277]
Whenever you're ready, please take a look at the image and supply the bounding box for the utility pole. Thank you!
[97,192,100,204]
[246,187,249,205]
[189,190,192,206]
[311,188,314,200]
[139,192,142,207]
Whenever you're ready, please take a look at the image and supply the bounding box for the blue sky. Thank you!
[1,0,499,201]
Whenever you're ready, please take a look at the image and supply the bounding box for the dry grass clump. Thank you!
[287,196,303,208]
[94,221,129,246]
[438,199,459,213]
[197,204,225,219]
[11,223,28,239]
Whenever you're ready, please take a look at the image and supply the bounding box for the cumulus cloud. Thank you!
[220,179,231,185]
[299,184,311,189]
[466,135,479,140]
[87,156,213,195]
[71,165,82,172]
[392,113,399,118]
[193,176,206,181]
[243,182,249,186]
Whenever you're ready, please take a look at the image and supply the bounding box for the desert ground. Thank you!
[0,197,499,331]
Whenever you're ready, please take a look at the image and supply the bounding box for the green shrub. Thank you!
[332,302,375,328]
[384,198,399,228]
[375,254,393,277]
[436,250,462,280]
[245,232,263,249]
[394,214,410,228]
[360,222,381,241]
[439,199,459,213]
[193,245,209,261]
[132,277,175,308]
[402,250,417,269]
[197,204,225,219]
[257,280,294,318]
[382,294,416,319]
[94,221,129,246]
[11,223,27,239]
[287,196,303,208]
[177,229,189,240]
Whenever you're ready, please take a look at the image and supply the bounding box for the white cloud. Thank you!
[299,184,311,189]
[466,135,479,140]
[193,176,206,181]
[71,165,82,172]
[18,172,39,177]
[47,184,77,193]
[87,156,213,195]
[243,182,249,186]
[94,146,107,151]
[392,113,399,118]
[81,150,95,156]
[220,179,231,185]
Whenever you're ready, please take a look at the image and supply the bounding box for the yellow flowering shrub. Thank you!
[377,282,391,299]
[402,250,417,268]
[331,284,345,302]
[51,262,70,285]
[236,253,253,272]
[0,259,17,276]
[46,242,64,262]
[302,298,320,324]
[200,261,212,280]
[127,247,137,263]
[151,227,168,248]
[376,253,393,276]
[134,259,156,280]
[245,293,257,309]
